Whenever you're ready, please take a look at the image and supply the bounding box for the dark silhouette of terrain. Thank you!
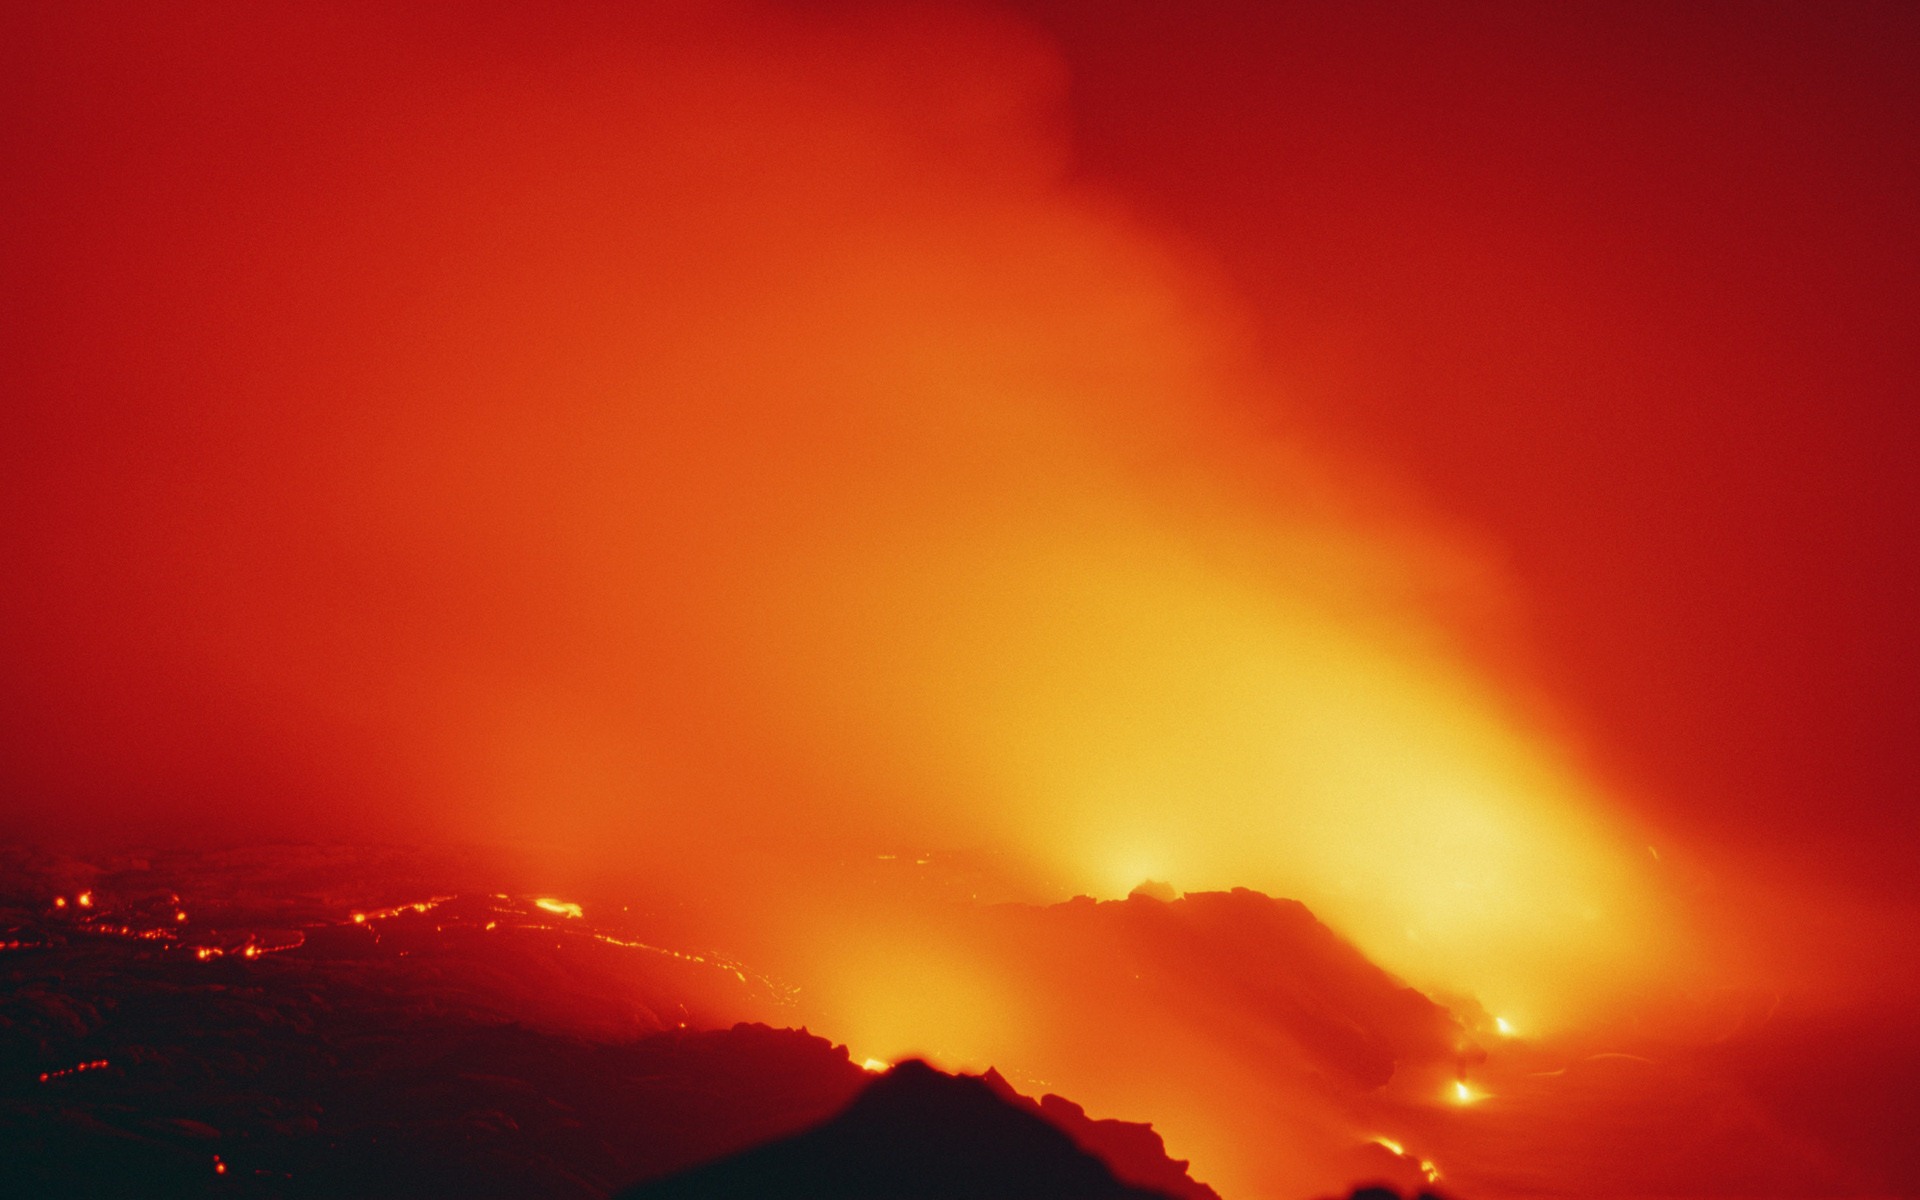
[4,848,1489,1199]
[0,849,1217,1199]
[620,1058,1176,1200]
[7,1010,869,1198]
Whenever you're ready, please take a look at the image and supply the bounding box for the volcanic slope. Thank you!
[0,848,1223,1199]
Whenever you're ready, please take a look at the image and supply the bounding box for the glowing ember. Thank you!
[861,1057,890,1074]
[1494,1015,1515,1036]
[76,891,93,908]
[535,898,584,919]
[1451,1079,1481,1105]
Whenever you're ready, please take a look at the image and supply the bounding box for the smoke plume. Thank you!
[3,0,1687,1044]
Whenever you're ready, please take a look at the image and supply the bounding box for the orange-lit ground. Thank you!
[4,3,1917,1198]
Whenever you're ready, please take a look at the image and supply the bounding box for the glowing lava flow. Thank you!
[37,889,184,947]
[34,884,785,991]
[337,893,798,1004]
[38,1059,110,1083]
[349,896,456,925]
[1372,1137,1443,1186]
[192,932,305,962]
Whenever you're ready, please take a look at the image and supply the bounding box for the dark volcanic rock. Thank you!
[3,1013,869,1199]
[0,851,872,1198]
[620,1059,1176,1200]
[0,850,1223,1200]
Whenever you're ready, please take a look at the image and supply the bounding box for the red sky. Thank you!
[1005,0,1920,895]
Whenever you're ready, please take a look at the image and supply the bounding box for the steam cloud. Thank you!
[3,0,1684,1037]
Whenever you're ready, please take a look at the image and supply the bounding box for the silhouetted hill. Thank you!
[620,1058,1176,1200]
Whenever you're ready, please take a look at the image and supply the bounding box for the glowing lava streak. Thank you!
[39,1059,109,1083]
[1373,1138,1443,1185]
[534,898,584,919]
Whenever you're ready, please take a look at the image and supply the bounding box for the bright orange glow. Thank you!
[1451,1080,1480,1105]
[1494,1015,1515,1036]
[861,1057,891,1074]
[75,892,92,909]
[534,899,584,920]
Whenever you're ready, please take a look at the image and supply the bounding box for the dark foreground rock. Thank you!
[0,849,1218,1200]
[621,1058,1176,1200]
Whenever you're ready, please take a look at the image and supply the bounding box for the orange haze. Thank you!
[2,0,1706,1081]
